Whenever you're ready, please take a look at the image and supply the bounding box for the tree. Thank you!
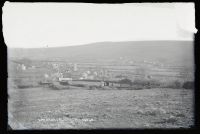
[182,81,194,89]
[118,78,132,86]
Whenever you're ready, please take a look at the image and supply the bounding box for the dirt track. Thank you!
[8,87,194,129]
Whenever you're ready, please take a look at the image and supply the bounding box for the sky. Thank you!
[2,2,197,48]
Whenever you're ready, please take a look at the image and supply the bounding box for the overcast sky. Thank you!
[3,2,197,48]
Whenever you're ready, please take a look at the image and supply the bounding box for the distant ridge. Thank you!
[8,41,194,67]
[8,40,192,49]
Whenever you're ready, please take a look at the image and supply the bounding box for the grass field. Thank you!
[8,87,194,129]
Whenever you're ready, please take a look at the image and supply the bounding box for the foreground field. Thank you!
[8,87,194,129]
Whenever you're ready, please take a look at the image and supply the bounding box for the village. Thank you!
[7,57,194,129]
[7,57,194,90]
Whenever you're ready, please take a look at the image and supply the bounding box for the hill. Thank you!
[8,41,194,67]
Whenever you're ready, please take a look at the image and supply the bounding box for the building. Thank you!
[21,64,26,70]
[59,77,72,81]
[58,77,72,85]
[73,63,78,71]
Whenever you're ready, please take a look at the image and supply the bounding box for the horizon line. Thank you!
[7,40,194,49]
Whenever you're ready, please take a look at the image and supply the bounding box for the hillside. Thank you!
[8,41,194,67]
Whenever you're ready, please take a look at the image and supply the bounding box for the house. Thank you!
[87,71,91,74]
[21,64,26,70]
[31,66,35,69]
[58,77,73,85]
[44,74,49,78]
[58,77,72,81]
[73,63,78,71]
[82,72,88,79]
[106,81,121,87]
[93,71,98,76]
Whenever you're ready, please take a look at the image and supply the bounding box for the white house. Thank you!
[73,63,78,71]
[21,64,26,70]
[59,77,72,82]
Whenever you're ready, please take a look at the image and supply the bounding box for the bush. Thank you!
[133,79,149,86]
[73,84,86,87]
[162,80,182,89]
[170,80,182,89]
[146,79,162,88]
[182,81,194,89]
[132,79,187,89]
[118,78,132,85]
[17,85,34,89]
[132,79,162,89]
[89,85,100,90]
[59,81,69,85]
[50,82,70,90]
[174,80,182,88]
[128,85,144,90]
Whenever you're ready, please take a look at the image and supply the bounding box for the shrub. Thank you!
[118,78,132,85]
[130,85,145,90]
[159,80,182,89]
[50,82,70,90]
[132,79,162,89]
[146,79,162,88]
[174,81,182,88]
[59,81,69,85]
[73,84,86,87]
[17,85,34,89]
[133,79,148,86]
[132,78,187,89]
[101,86,114,90]
[89,85,100,90]
[176,81,182,88]
[169,80,182,89]
[182,81,194,89]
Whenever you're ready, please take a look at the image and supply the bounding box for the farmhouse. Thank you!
[58,77,73,85]
[21,64,26,70]
[59,77,72,81]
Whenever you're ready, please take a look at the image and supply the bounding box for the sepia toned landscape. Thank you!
[8,41,194,129]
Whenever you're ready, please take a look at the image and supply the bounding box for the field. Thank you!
[8,87,194,129]
[7,41,194,129]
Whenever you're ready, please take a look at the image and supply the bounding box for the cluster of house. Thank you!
[48,61,112,81]
[18,64,26,70]
[11,62,36,71]
[51,62,78,72]
[80,70,99,80]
